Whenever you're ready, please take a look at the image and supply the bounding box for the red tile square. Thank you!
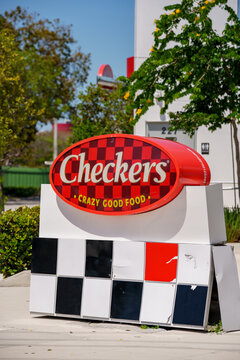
[115,137,125,147]
[105,147,116,160]
[88,148,98,160]
[145,243,178,282]
[62,185,71,198]
[98,138,107,147]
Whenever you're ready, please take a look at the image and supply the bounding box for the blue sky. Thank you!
[0,0,134,85]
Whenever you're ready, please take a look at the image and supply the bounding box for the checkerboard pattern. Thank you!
[51,137,177,213]
[30,238,212,329]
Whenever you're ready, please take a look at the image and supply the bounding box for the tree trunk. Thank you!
[0,165,4,213]
[231,119,240,205]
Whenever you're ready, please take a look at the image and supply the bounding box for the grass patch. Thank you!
[225,207,240,243]
[208,321,223,334]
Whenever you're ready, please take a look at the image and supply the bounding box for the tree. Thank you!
[121,0,240,200]
[70,83,133,143]
[0,7,91,211]
[16,131,71,168]
[0,29,43,210]
[0,6,91,124]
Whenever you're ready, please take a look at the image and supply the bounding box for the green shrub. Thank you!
[224,207,240,243]
[0,206,40,278]
[3,186,40,198]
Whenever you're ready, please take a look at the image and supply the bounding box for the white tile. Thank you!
[177,244,211,285]
[141,282,175,324]
[29,275,56,314]
[112,241,145,280]
[57,238,85,277]
[81,278,111,319]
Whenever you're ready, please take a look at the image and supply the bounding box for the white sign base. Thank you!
[39,184,226,245]
[212,245,240,332]
[29,184,240,331]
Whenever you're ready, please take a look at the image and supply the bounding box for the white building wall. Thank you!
[134,0,239,207]
[196,125,240,207]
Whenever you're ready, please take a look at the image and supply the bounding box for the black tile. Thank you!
[107,138,116,147]
[124,138,133,146]
[89,139,98,147]
[104,186,113,199]
[132,147,142,159]
[56,277,83,315]
[173,285,208,326]
[97,147,106,160]
[151,147,161,159]
[111,281,143,321]
[31,237,58,275]
[87,186,95,198]
[122,186,131,198]
[85,240,112,278]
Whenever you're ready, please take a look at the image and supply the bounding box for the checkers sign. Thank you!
[50,134,210,215]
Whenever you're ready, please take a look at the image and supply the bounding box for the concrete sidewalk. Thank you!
[4,197,40,211]
[1,262,240,360]
[0,286,240,360]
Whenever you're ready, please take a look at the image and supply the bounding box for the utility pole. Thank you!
[53,118,58,160]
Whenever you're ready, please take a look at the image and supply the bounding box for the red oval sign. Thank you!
[50,134,210,215]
